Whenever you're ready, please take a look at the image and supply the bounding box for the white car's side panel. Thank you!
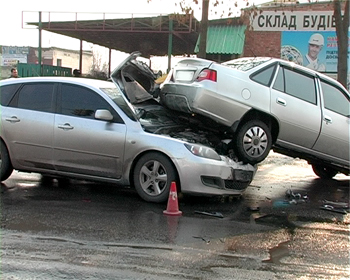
[53,114,127,178]
[2,107,55,170]
[270,87,322,148]
[313,109,350,162]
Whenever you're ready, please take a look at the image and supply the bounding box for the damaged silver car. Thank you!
[160,56,350,179]
[0,52,256,203]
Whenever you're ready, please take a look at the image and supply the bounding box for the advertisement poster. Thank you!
[281,31,349,74]
[1,54,28,66]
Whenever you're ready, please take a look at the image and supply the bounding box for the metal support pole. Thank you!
[167,18,173,73]
[79,39,83,73]
[38,11,42,76]
[108,48,112,77]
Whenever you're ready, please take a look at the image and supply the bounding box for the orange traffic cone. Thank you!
[163,181,182,216]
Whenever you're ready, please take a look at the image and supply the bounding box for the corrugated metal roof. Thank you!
[195,25,246,54]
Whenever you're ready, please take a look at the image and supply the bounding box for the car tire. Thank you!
[312,164,338,179]
[0,141,13,181]
[133,152,177,203]
[235,120,272,165]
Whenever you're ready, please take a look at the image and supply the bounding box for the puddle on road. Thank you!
[263,240,291,264]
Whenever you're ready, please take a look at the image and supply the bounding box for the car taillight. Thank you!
[196,69,217,82]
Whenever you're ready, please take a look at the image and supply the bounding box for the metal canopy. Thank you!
[27,14,200,57]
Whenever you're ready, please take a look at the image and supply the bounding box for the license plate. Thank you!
[175,70,194,81]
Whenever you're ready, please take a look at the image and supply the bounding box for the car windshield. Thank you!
[223,57,271,71]
[100,87,137,121]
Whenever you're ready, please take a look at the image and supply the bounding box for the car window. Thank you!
[100,87,137,121]
[272,67,284,92]
[60,83,123,123]
[250,64,276,86]
[223,57,271,71]
[11,83,54,113]
[273,67,317,104]
[0,84,21,106]
[320,80,350,117]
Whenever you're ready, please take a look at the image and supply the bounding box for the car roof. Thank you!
[0,76,115,89]
[224,57,349,94]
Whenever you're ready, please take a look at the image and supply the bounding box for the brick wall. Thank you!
[244,31,281,58]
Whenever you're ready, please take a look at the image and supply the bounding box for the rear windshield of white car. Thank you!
[223,58,271,71]
[101,87,137,121]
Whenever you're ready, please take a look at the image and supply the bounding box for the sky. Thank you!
[2,0,284,49]
[1,0,313,70]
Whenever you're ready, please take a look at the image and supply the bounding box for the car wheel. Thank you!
[312,164,338,179]
[0,141,13,181]
[133,152,177,203]
[235,120,272,165]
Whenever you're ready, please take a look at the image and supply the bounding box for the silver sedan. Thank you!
[0,55,256,203]
[160,57,350,179]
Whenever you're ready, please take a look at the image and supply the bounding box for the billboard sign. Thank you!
[251,11,344,32]
[281,31,350,73]
[1,54,28,66]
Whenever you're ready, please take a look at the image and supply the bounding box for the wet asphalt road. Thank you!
[1,153,349,279]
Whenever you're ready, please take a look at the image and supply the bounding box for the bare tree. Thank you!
[88,48,108,80]
[333,0,349,88]
[198,0,209,58]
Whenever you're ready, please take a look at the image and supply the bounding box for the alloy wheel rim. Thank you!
[139,160,168,196]
[243,126,268,158]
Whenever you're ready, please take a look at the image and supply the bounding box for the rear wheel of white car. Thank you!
[235,120,272,165]
[0,141,13,181]
[133,152,177,203]
[312,164,338,179]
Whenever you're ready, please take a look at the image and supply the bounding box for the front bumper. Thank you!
[175,155,257,196]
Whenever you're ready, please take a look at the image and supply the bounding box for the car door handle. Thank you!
[58,123,74,130]
[276,97,286,106]
[5,116,20,123]
[324,115,332,124]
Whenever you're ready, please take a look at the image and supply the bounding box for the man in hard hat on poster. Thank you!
[303,33,326,72]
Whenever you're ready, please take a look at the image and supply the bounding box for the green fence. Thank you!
[17,63,72,77]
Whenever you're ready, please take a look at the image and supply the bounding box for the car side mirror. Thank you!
[95,109,113,121]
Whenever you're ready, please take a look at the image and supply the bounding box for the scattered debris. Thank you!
[272,200,290,208]
[320,200,349,214]
[322,200,349,209]
[247,206,260,212]
[285,188,309,204]
[320,205,348,214]
[193,236,211,244]
[194,211,224,218]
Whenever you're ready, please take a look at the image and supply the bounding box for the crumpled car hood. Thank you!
[110,52,237,159]
[110,51,158,104]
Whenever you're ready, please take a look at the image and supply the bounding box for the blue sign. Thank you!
[281,31,350,73]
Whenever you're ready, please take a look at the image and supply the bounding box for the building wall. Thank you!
[244,31,281,57]
[2,46,93,77]
[243,1,346,58]
[50,48,92,74]
[30,48,93,74]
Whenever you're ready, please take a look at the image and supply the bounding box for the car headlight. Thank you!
[184,143,221,161]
